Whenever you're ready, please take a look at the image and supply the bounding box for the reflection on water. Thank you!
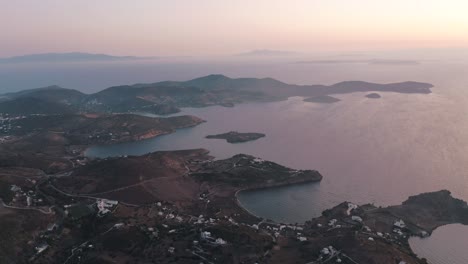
[410,224,468,264]
[88,87,468,223]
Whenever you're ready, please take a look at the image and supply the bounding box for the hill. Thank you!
[3,85,86,104]
[0,114,205,173]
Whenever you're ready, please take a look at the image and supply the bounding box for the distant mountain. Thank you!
[0,75,434,116]
[235,49,299,57]
[0,52,156,63]
[180,74,288,90]
[297,59,420,65]
[368,59,420,65]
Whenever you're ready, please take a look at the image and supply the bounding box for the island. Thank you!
[304,95,341,103]
[206,131,266,143]
[366,92,382,98]
[0,52,155,63]
[0,74,433,116]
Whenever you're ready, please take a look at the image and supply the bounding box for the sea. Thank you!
[3,57,468,263]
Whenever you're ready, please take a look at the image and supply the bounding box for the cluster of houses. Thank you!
[200,230,228,245]
[0,114,26,133]
[0,114,20,141]
[64,199,119,220]
[7,184,44,208]
[96,199,118,216]
[20,190,425,263]
[257,222,306,241]
[318,246,342,263]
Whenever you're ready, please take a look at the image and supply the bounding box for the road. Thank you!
[0,198,54,214]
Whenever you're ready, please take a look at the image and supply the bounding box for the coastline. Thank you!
[234,189,264,221]
[233,183,468,263]
[233,177,323,223]
[82,118,205,157]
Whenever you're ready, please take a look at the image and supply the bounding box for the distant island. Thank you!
[0,52,156,63]
[304,95,341,104]
[235,49,299,57]
[369,59,420,65]
[297,59,420,65]
[366,93,382,99]
[0,74,434,116]
[206,131,266,143]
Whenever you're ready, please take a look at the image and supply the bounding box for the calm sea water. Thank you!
[17,59,467,262]
[410,224,468,264]
[86,90,468,219]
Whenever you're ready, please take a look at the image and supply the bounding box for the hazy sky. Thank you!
[1,0,468,57]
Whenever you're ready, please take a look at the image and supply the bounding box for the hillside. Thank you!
[5,113,205,144]
[3,85,86,103]
[0,114,205,173]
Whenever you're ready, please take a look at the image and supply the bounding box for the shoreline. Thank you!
[233,184,468,263]
[5,142,468,263]
[233,178,323,224]
[82,120,205,158]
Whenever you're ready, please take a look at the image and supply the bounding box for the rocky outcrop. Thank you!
[366,93,382,98]
[206,131,266,143]
[304,95,341,103]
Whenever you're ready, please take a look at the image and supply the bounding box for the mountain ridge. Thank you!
[0,52,156,63]
[0,74,434,115]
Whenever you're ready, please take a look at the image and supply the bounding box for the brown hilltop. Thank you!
[53,150,323,207]
[0,114,205,173]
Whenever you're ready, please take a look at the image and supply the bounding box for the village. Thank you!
[1,168,433,264]
[0,113,27,142]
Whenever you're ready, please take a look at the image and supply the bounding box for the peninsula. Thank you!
[0,113,204,173]
[1,145,466,263]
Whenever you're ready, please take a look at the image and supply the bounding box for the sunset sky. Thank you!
[1,0,468,57]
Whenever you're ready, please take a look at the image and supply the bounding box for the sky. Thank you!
[1,0,468,57]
